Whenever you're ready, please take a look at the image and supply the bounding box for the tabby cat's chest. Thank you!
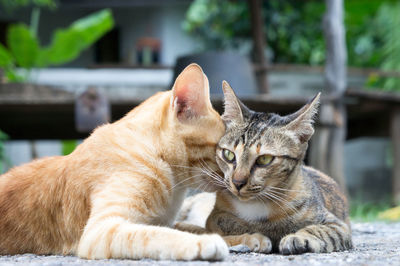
[231,198,271,221]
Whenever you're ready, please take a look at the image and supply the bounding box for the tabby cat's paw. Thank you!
[279,234,323,255]
[241,233,272,254]
[195,234,229,260]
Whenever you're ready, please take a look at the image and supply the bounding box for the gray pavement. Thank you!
[1,222,399,266]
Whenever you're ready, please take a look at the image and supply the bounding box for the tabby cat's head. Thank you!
[216,81,320,201]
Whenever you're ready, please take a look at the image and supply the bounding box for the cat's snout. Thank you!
[232,178,247,191]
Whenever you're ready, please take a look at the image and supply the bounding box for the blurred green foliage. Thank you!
[0,0,56,12]
[184,0,325,65]
[183,0,250,51]
[0,9,114,82]
[365,2,400,91]
[350,201,392,222]
[184,0,400,91]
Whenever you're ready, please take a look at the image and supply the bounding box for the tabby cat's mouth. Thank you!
[229,190,253,202]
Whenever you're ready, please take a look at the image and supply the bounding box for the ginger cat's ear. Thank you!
[221,81,251,124]
[284,92,321,143]
[171,63,211,121]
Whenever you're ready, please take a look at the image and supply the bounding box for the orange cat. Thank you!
[0,64,228,260]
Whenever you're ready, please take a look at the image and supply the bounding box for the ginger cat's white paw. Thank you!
[179,234,228,261]
[198,234,229,260]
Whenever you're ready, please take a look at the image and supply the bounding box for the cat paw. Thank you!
[279,234,323,255]
[241,233,272,254]
[194,234,229,260]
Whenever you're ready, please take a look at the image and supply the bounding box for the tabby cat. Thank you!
[177,81,353,255]
[0,64,229,260]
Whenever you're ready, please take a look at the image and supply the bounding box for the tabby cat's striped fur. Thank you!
[177,82,352,255]
[0,64,228,260]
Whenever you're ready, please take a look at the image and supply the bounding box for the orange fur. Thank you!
[0,64,228,260]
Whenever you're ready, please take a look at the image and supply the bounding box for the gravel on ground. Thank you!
[1,222,399,266]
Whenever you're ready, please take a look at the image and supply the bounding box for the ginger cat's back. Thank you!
[0,155,90,254]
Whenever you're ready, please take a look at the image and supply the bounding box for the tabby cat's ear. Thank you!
[284,92,321,143]
[221,81,251,124]
[171,63,211,121]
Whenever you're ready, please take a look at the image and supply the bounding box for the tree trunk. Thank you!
[310,0,348,193]
[247,0,268,93]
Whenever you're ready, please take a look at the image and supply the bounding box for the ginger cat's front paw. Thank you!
[279,234,323,255]
[180,234,228,260]
[199,234,229,260]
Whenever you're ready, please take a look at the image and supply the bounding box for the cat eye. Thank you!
[222,149,235,163]
[256,154,274,166]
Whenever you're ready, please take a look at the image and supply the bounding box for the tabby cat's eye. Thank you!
[222,149,235,162]
[256,154,274,166]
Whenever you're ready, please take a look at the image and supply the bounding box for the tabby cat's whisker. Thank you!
[262,191,299,216]
[254,194,269,210]
[261,191,297,214]
[261,193,290,217]
[268,186,304,193]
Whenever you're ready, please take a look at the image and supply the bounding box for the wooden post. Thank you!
[310,0,348,192]
[392,108,400,204]
[324,0,347,98]
[309,103,335,173]
[247,0,268,93]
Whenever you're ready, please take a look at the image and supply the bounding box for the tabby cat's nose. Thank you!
[233,179,247,191]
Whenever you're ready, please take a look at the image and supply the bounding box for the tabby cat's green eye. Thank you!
[223,149,235,162]
[256,154,274,166]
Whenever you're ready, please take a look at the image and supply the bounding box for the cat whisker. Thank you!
[192,179,213,192]
[254,194,269,210]
[169,173,205,191]
[260,190,298,215]
[262,191,300,216]
[260,192,290,218]
[268,186,304,193]
[200,171,227,190]
[195,159,229,191]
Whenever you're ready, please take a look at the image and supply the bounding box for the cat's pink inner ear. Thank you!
[172,64,209,120]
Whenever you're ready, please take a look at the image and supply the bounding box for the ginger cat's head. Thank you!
[164,64,225,188]
[215,81,320,201]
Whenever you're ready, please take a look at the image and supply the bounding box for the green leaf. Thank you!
[0,43,13,67]
[38,9,114,66]
[62,140,77,155]
[7,23,39,68]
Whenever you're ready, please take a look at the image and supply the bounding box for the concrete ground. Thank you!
[0,222,399,266]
